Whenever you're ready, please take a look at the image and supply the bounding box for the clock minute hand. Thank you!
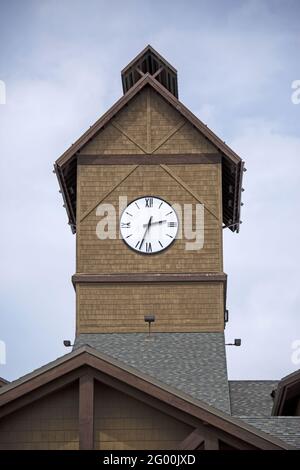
[143,219,166,227]
[139,216,153,250]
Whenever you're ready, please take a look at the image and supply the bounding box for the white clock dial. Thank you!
[120,196,178,254]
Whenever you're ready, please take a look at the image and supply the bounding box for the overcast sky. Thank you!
[0,0,299,382]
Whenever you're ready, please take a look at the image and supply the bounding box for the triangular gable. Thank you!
[56,74,240,167]
[0,347,290,450]
[272,368,300,416]
[54,74,244,234]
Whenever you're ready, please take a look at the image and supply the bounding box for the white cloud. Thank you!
[224,120,300,379]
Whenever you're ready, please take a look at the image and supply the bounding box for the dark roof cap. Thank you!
[121,45,178,98]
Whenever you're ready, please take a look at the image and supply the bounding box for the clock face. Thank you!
[120,196,179,254]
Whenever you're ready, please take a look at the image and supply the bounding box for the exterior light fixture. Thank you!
[225,338,241,347]
[144,314,155,338]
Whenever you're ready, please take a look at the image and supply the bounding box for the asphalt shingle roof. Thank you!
[74,332,231,413]
[229,380,278,416]
[242,417,300,448]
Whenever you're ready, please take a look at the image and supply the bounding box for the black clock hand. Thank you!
[143,219,166,227]
[139,216,153,250]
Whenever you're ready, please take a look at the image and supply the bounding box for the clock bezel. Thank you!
[119,195,179,256]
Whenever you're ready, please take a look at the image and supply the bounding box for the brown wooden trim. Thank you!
[160,164,219,220]
[55,72,242,234]
[235,160,244,233]
[111,121,148,153]
[152,66,164,79]
[0,353,88,408]
[79,165,138,223]
[56,74,240,168]
[146,87,151,152]
[151,120,186,154]
[178,428,204,450]
[92,370,252,450]
[54,163,76,233]
[204,432,220,450]
[147,75,241,164]
[0,349,289,450]
[77,153,222,165]
[79,374,94,450]
[0,370,81,420]
[56,74,150,167]
[0,378,9,388]
[206,425,255,450]
[272,369,300,416]
[121,45,177,75]
[84,354,287,450]
[83,353,287,450]
[72,272,227,286]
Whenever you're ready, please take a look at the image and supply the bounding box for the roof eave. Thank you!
[0,346,290,450]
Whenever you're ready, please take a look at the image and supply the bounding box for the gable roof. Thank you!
[241,417,300,448]
[54,73,244,233]
[272,368,300,416]
[121,44,178,97]
[0,346,291,449]
[229,380,278,417]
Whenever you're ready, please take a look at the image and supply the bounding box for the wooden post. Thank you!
[204,431,219,450]
[79,374,94,450]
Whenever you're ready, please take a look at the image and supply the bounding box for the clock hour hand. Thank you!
[143,219,166,227]
[139,216,153,250]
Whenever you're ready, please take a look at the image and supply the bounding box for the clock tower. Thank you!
[1,46,294,453]
[55,45,243,337]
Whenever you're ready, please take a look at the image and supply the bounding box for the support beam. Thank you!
[79,374,94,450]
[178,427,204,450]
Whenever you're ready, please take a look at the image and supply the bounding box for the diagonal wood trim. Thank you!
[121,46,177,75]
[111,121,148,154]
[56,74,150,167]
[147,87,151,153]
[72,272,227,285]
[79,164,139,223]
[160,164,220,221]
[152,66,163,78]
[150,120,185,154]
[79,374,94,450]
[136,67,144,77]
[56,74,241,168]
[147,75,241,164]
[77,153,222,165]
[0,349,289,449]
[178,427,204,450]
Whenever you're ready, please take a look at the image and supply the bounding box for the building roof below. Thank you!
[74,332,231,414]
[229,380,278,417]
